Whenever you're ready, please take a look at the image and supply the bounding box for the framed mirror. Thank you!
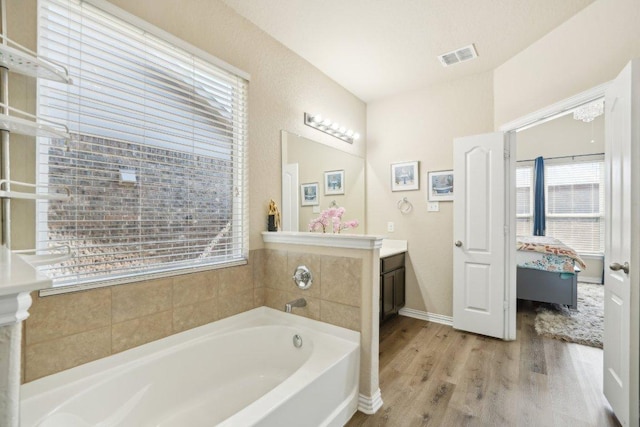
[281,130,365,233]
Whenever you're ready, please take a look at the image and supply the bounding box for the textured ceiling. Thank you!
[221,0,596,102]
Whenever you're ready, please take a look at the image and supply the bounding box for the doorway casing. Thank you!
[498,81,611,340]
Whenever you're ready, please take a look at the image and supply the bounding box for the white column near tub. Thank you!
[0,246,53,427]
[261,231,385,415]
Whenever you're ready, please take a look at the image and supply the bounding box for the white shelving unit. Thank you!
[0,11,73,427]
[0,35,72,249]
[0,36,72,83]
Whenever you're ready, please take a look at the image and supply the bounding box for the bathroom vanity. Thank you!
[379,240,407,325]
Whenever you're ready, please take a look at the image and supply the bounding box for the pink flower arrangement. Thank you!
[308,207,359,234]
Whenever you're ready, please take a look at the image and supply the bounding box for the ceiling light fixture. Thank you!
[304,112,360,143]
[573,100,604,122]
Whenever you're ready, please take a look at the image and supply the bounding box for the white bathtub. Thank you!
[20,307,360,427]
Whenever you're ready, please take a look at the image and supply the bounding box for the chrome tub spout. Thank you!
[285,298,307,313]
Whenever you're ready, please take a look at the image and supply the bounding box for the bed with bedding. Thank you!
[516,235,587,309]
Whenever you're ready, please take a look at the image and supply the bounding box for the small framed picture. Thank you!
[428,170,454,201]
[391,161,419,192]
[300,182,319,206]
[324,170,345,195]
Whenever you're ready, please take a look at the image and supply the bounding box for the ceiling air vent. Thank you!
[438,44,478,67]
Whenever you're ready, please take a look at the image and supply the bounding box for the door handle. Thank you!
[455,240,463,247]
[609,262,630,274]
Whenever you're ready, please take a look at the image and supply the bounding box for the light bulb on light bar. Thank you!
[304,112,359,144]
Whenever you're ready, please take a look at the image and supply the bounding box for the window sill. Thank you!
[38,258,248,297]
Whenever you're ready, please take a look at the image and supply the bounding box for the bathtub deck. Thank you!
[346,301,620,427]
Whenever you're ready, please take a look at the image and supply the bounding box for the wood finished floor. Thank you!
[347,302,620,427]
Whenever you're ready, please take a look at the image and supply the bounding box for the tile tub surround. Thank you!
[262,249,362,331]
[261,231,384,415]
[21,250,264,383]
[19,237,383,414]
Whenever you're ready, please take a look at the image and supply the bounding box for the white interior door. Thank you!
[453,132,507,339]
[603,59,640,427]
[281,163,299,231]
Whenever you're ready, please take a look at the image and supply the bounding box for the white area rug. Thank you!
[534,282,604,348]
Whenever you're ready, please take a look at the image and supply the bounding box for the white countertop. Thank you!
[0,246,52,297]
[380,239,408,258]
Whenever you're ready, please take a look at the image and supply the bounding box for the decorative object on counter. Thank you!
[303,112,360,144]
[267,199,281,231]
[391,161,419,191]
[300,182,319,206]
[397,197,413,214]
[427,170,454,201]
[324,170,345,195]
[309,207,359,234]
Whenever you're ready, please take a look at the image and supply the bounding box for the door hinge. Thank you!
[504,148,510,159]
[503,301,509,311]
[504,225,509,235]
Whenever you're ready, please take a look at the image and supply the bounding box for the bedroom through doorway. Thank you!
[512,98,605,348]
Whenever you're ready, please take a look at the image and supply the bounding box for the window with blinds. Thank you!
[516,155,604,254]
[37,0,249,291]
[516,165,533,236]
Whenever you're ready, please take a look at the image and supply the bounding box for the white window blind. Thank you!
[516,165,533,236]
[516,155,604,254]
[545,157,604,254]
[37,0,248,290]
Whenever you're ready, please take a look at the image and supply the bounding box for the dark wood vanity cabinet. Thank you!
[380,253,405,325]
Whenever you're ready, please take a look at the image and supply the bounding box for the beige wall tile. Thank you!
[265,288,320,321]
[254,287,265,307]
[219,289,255,319]
[320,256,362,307]
[173,271,218,308]
[112,311,173,353]
[287,252,322,298]
[219,264,253,297]
[112,278,172,323]
[251,249,265,288]
[25,288,111,345]
[24,327,111,382]
[264,288,288,312]
[202,268,221,287]
[173,298,219,333]
[263,249,288,289]
[321,300,360,331]
[289,291,320,321]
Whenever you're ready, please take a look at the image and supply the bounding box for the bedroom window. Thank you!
[37,0,249,292]
[516,166,533,235]
[516,155,604,254]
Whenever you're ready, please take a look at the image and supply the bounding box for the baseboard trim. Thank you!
[358,388,383,414]
[399,307,453,326]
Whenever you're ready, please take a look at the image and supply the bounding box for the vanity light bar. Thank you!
[304,112,360,144]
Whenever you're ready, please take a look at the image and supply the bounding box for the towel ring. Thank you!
[397,197,413,214]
